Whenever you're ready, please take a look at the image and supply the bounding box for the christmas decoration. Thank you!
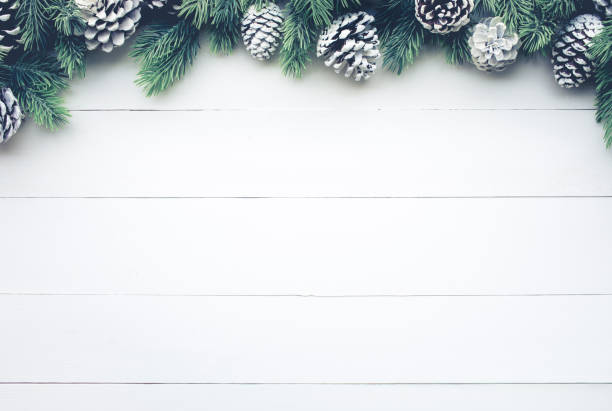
[242,3,284,61]
[469,17,520,72]
[0,0,609,148]
[316,11,380,81]
[79,0,144,53]
[415,0,474,34]
[552,14,604,89]
[0,87,23,144]
[0,0,21,54]
[593,0,612,17]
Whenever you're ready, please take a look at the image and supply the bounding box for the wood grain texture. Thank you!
[66,46,596,110]
[1,198,611,295]
[2,384,612,411]
[2,295,611,383]
[1,110,610,197]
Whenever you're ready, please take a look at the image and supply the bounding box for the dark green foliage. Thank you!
[131,20,201,96]
[178,0,213,29]
[474,0,497,15]
[495,0,533,32]
[279,0,336,78]
[443,27,472,65]
[376,0,426,74]
[209,0,244,54]
[17,0,54,51]
[0,54,69,129]
[590,18,612,147]
[55,35,87,79]
[519,12,557,55]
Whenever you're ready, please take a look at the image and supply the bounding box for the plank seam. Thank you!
[1,293,611,298]
[1,382,611,385]
[1,196,612,199]
[66,108,598,112]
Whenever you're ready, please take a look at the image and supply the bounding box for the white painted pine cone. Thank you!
[316,11,380,81]
[593,0,612,17]
[78,0,143,53]
[469,16,520,72]
[0,0,22,54]
[415,0,474,34]
[552,14,603,88]
[242,3,284,61]
[0,87,23,144]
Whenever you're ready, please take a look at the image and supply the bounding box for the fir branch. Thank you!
[178,0,213,29]
[496,0,533,32]
[376,0,426,75]
[209,0,244,55]
[474,0,497,15]
[279,0,317,78]
[591,17,612,147]
[443,27,472,65]
[55,35,87,79]
[14,87,70,130]
[519,13,557,55]
[536,0,586,21]
[131,21,201,96]
[17,0,54,51]
[50,0,86,37]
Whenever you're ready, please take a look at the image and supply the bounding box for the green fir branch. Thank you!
[536,0,586,21]
[55,35,87,79]
[474,0,498,15]
[443,27,472,65]
[14,87,70,130]
[519,13,557,55]
[376,0,426,75]
[178,0,213,29]
[209,0,244,55]
[496,0,533,33]
[131,20,201,96]
[50,0,86,37]
[17,0,54,51]
[591,17,612,147]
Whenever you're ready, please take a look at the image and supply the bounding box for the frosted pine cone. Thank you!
[469,16,520,72]
[242,3,284,61]
[316,11,380,81]
[78,0,143,53]
[552,14,603,88]
[593,0,612,17]
[0,88,23,144]
[0,0,21,54]
[415,0,474,34]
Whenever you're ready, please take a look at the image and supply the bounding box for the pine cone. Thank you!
[469,16,520,72]
[242,3,284,61]
[0,88,23,144]
[415,0,474,34]
[316,11,380,81]
[552,14,603,88]
[0,0,21,54]
[78,0,143,53]
[593,0,612,17]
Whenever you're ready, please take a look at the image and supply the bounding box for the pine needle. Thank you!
[17,0,54,51]
[131,21,201,96]
[590,17,612,147]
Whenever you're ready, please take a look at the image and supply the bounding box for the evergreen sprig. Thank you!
[17,0,54,51]
[376,0,426,74]
[209,0,244,54]
[178,0,213,29]
[131,20,201,96]
[591,17,612,147]
[0,54,69,129]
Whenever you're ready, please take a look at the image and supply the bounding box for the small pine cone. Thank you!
[415,0,474,34]
[552,14,603,89]
[78,0,143,53]
[316,11,380,81]
[241,3,284,61]
[0,0,22,54]
[0,88,23,144]
[593,0,612,17]
[469,16,520,72]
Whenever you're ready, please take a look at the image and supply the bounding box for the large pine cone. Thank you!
[0,0,21,54]
[0,88,23,144]
[316,11,380,81]
[415,0,474,34]
[469,16,520,72]
[242,3,284,61]
[552,14,603,88]
[593,0,612,17]
[78,0,143,53]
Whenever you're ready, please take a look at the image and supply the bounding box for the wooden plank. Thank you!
[1,198,611,295]
[1,384,611,411]
[1,110,611,197]
[1,295,610,382]
[67,46,596,110]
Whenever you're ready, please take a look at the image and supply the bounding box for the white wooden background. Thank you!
[1,40,612,410]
